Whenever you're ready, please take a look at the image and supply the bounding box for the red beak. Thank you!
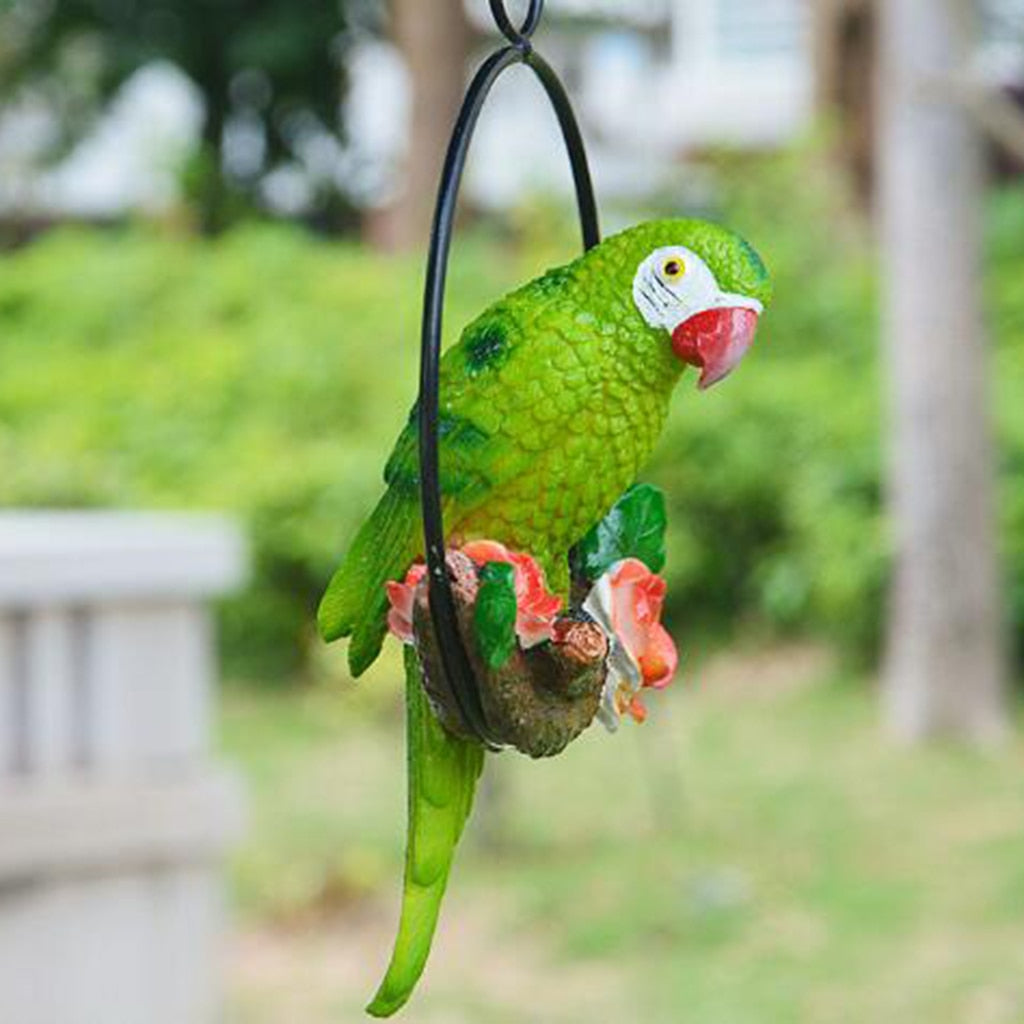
[671,307,760,389]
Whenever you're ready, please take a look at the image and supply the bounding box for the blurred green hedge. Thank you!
[2,159,1022,681]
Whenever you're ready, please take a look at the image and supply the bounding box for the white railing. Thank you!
[0,512,247,1024]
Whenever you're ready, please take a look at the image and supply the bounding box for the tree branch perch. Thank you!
[411,551,609,758]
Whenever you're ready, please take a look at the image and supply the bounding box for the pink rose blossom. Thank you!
[459,539,509,565]
[462,540,562,648]
[583,557,679,730]
[385,563,427,644]
[606,558,679,689]
[384,542,562,649]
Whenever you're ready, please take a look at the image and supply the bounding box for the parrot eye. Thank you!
[661,258,685,281]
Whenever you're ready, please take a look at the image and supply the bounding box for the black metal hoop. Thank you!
[488,0,543,47]
[418,6,601,749]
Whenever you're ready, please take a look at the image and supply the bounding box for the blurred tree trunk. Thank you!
[369,0,471,251]
[878,0,1006,742]
[813,0,877,206]
[198,89,230,235]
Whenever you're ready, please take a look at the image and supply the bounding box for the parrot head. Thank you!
[603,219,771,389]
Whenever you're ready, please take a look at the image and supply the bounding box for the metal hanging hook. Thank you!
[488,0,543,47]
[418,0,599,750]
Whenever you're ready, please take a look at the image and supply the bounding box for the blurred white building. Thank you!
[1,0,1022,219]
[462,0,812,208]
[545,0,811,147]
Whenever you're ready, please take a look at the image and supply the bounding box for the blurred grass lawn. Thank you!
[222,644,1024,1024]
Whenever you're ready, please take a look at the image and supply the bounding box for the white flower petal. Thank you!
[583,573,647,734]
[582,575,614,633]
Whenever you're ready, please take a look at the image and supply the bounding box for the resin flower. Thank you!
[385,542,562,649]
[583,557,679,730]
[385,563,427,644]
[462,540,562,648]
[606,558,677,689]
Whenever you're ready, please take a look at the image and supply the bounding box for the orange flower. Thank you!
[627,695,648,724]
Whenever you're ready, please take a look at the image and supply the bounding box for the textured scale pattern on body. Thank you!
[444,268,682,590]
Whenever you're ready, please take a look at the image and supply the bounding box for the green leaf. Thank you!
[575,483,668,580]
[473,561,518,669]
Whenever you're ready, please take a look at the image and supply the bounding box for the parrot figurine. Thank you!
[318,218,771,1016]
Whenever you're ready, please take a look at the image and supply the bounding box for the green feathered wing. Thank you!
[317,302,531,677]
[367,647,485,1018]
[317,484,419,676]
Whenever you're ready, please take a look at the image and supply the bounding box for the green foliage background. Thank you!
[2,158,1023,681]
[0,0,353,232]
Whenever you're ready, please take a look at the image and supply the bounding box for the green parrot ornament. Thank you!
[319,218,771,1016]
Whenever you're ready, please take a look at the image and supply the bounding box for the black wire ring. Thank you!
[488,0,543,47]
[418,14,601,749]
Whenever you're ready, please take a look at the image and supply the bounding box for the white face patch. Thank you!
[632,245,763,332]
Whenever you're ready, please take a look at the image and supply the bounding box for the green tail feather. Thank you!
[318,487,418,676]
[367,648,484,1018]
